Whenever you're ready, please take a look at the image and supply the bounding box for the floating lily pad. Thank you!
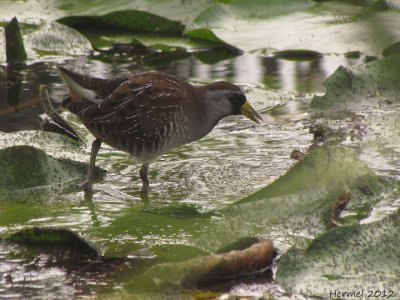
[276,210,400,298]
[311,54,400,109]
[194,0,400,54]
[382,40,400,57]
[193,47,243,64]
[185,28,242,52]
[0,145,103,196]
[0,0,230,62]
[58,10,185,36]
[6,227,98,257]
[273,49,322,61]
[1,20,92,62]
[112,145,395,256]
[215,146,397,250]
[0,0,216,25]
[58,15,240,55]
[25,21,92,58]
[2,0,400,60]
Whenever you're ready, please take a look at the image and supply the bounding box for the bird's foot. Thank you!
[80,181,93,193]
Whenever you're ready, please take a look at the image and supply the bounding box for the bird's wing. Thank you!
[64,74,192,139]
[58,66,128,102]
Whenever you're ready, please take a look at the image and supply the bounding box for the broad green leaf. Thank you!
[0,145,87,196]
[91,145,394,258]
[276,210,400,298]
[309,55,400,188]
[25,21,93,57]
[6,227,98,257]
[0,0,224,62]
[194,0,400,54]
[0,131,104,198]
[311,54,400,109]
[217,146,397,249]
[0,0,216,25]
[78,30,219,52]
[57,12,240,55]
[0,20,92,62]
[58,10,185,36]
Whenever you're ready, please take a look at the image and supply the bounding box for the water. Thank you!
[0,51,387,298]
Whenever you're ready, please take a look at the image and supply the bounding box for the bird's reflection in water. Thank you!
[83,191,101,228]
[140,185,150,203]
[82,177,150,223]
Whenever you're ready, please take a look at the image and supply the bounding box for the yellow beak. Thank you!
[240,101,262,124]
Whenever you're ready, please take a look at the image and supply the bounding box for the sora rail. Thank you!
[58,66,262,192]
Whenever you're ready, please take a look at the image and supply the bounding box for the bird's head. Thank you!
[202,81,262,124]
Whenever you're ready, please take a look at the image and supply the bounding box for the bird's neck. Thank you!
[188,87,229,141]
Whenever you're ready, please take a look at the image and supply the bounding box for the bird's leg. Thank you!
[80,138,102,193]
[139,163,150,202]
[139,163,150,187]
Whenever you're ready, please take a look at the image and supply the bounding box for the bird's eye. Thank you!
[228,94,237,102]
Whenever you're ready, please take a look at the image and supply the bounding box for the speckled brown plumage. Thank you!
[58,66,262,192]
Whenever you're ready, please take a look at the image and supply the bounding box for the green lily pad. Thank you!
[185,28,242,52]
[6,227,98,257]
[194,0,400,54]
[25,21,92,58]
[276,209,400,298]
[382,41,400,57]
[193,46,243,64]
[58,10,185,36]
[58,14,240,54]
[0,0,216,24]
[104,145,395,257]
[311,54,400,109]
[273,49,322,61]
[0,0,228,62]
[1,20,92,62]
[216,146,396,250]
[2,0,400,59]
[0,144,102,196]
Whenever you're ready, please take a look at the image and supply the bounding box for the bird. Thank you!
[58,66,262,192]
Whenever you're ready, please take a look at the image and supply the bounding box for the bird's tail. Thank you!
[57,66,100,104]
